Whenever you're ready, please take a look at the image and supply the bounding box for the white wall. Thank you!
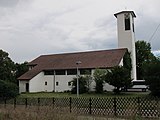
[55,75,75,92]
[29,72,44,92]
[116,12,137,80]
[19,80,29,93]
[44,76,54,92]
[20,68,118,93]
[103,83,114,91]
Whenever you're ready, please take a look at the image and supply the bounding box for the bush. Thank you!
[93,69,107,93]
[0,80,19,99]
[71,76,89,94]
[144,61,160,97]
[105,66,132,94]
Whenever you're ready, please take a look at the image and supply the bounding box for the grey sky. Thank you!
[0,0,160,63]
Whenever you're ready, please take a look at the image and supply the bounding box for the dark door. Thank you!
[26,83,29,92]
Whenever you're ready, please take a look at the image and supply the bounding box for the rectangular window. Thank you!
[124,14,130,30]
[55,70,65,75]
[132,23,134,32]
[67,69,77,75]
[68,82,72,86]
[45,81,47,85]
[80,69,91,75]
[125,18,130,30]
[56,82,59,86]
[44,70,54,75]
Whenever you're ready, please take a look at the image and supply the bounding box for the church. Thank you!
[18,11,137,93]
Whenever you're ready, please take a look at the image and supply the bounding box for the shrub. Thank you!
[93,69,107,93]
[144,61,160,97]
[0,80,19,99]
[71,76,89,94]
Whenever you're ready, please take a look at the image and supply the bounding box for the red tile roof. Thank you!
[18,48,127,80]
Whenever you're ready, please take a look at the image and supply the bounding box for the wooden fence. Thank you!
[0,97,160,119]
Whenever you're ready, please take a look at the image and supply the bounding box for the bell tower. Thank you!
[114,11,137,80]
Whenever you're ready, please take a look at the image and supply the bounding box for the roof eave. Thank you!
[114,11,136,18]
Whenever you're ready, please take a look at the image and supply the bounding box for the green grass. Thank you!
[18,91,150,98]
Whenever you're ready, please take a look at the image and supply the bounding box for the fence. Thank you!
[0,97,160,119]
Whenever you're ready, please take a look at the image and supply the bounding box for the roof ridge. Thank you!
[39,48,127,57]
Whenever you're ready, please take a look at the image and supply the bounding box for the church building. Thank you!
[18,11,137,93]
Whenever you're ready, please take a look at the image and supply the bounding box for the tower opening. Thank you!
[124,13,131,30]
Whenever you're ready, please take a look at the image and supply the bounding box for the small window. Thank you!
[124,14,130,30]
[132,23,134,32]
[55,70,65,75]
[68,82,72,86]
[44,70,54,75]
[45,81,47,85]
[67,69,77,75]
[56,82,59,86]
[80,69,91,75]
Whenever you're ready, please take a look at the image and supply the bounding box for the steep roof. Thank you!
[18,48,127,80]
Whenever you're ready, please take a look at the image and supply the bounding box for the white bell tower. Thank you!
[114,11,137,80]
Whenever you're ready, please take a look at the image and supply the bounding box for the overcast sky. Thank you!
[0,0,160,63]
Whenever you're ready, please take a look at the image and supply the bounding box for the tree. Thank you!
[144,60,160,97]
[0,80,19,99]
[15,62,29,79]
[0,49,16,83]
[105,66,132,94]
[123,51,132,72]
[71,76,89,94]
[93,69,107,93]
[136,40,156,79]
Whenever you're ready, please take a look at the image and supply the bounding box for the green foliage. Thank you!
[135,40,156,79]
[0,49,29,84]
[71,76,89,94]
[0,80,19,99]
[15,62,29,78]
[123,51,132,71]
[93,69,107,93]
[105,66,132,94]
[0,49,16,83]
[144,60,160,97]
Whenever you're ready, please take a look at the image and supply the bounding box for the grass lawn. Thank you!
[19,91,150,98]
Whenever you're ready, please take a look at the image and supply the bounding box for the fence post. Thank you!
[38,98,40,110]
[113,97,117,116]
[52,97,55,109]
[14,98,16,109]
[137,97,141,116]
[69,97,72,113]
[4,98,6,108]
[25,98,28,108]
[157,97,160,118]
[89,98,92,114]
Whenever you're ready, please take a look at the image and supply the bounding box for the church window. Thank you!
[67,69,77,75]
[55,70,65,75]
[80,69,91,75]
[124,13,130,30]
[45,81,47,85]
[56,82,59,86]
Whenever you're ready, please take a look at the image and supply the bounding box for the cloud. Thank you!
[0,0,19,7]
[0,0,160,63]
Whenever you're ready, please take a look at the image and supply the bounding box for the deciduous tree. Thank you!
[144,60,160,97]
[135,40,156,79]
[0,49,15,83]
[105,66,132,94]
[93,69,107,93]
[71,76,89,94]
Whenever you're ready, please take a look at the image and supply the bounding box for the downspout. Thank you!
[53,70,55,92]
